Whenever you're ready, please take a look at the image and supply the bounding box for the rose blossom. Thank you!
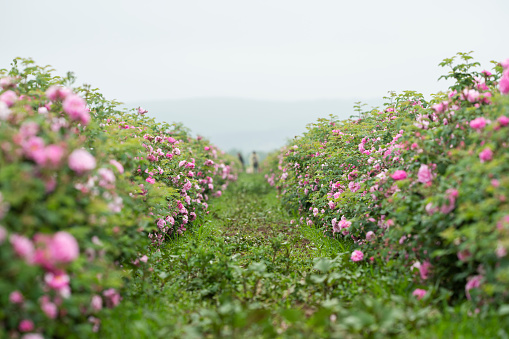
[68,149,96,174]
[91,295,103,311]
[9,290,24,304]
[417,164,433,184]
[391,170,407,180]
[479,148,493,163]
[351,250,364,262]
[0,101,11,120]
[465,275,483,300]
[498,116,509,127]
[50,232,79,263]
[18,319,34,332]
[63,93,90,125]
[412,288,427,300]
[366,231,375,242]
[0,90,18,107]
[10,234,34,262]
[469,117,487,130]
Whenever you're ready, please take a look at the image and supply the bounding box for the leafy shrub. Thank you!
[0,58,238,337]
[265,52,509,307]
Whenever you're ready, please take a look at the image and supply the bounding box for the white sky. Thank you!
[2,0,508,104]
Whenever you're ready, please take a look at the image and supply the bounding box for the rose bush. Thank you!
[0,58,238,338]
[265,53,509,307]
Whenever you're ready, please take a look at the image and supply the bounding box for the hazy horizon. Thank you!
[126,97,384,153]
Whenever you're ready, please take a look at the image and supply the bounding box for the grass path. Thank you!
[96,174,504,339]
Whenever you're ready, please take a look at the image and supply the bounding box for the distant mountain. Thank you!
[125,97,382,153]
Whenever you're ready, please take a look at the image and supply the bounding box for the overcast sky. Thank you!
[1,0,508,104]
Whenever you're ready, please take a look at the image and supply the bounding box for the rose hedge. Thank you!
[0,58,238,338]
[265,53,509,307]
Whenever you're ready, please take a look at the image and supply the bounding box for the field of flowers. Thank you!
[265,52,509,309]
[0,58,239,338]
[2,53,509,338]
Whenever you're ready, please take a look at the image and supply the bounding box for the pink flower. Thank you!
[98,168,115,187]
[500,74,509,95]
[0,90,18,107]
[348,181,361,192]
[21,334,44,339]
[366,231,375,242]
[9,291,24,304]
[351,250,364,262]
[146,177,155,184]
[498,116,509,127]
[412,288,427,300]
[68,149,96,174]
[18,319,34,332]
[457,249,471,262]
[419,261,432,280]
[469,117,487,130]
[465,275,483,300]
[44,144,65,167]
[139,255,148,263]
[103,288,121,308]
[50,232,79,263]
[479,148,493,163]
[391,170,407,180]
[0,101,11,120]
[328,201,335,209]
[91,295,103,311]
[41,300,58,319]
[10,234,34,262]
[46,86,71,101]
[109,159,124,174]
[137,107,148,115]
[417,164,432,184]
[45,272,70,290]
[63,93,90,125]
[0,76,16,89]
[313,208,318,216]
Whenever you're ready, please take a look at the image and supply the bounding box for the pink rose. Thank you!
[45,272,70,290]
[45,144,65,167]
[50,232,79,263]
[18,319,34,332]
[103,288,121,308]
[391,170,407,180]
[500,74,509,95]
[412,288,427,300]
[41,300,58,319]
[469,117,487,130]
[0,101,11,120]
[479,148,493,163]
[417,164,433,184]
[46,86,71,101]
[91,295,103,311]
[465,275,483,300]
[109,159,124,174]
[0,90,18,107]
[366,231,375,242]
[498,116,509,127]
[351,250,364,262]
[63,93,90,125]
[68,149,96,174]
[10,234,34,262]
[419,261,432,280]
[9,291,24,304]
[146,177,155,184]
